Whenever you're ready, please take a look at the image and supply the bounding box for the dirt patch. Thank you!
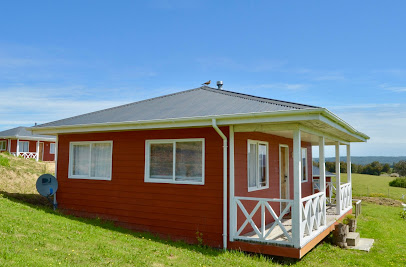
[357,196,404,207]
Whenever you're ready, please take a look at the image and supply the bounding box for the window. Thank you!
[50,143,55,154]
[69,141,113,180]
[0,141,6,151]
[19,141,29,152]
[301,147,308,182]
[247,140,269,191]
[145,139,204,184]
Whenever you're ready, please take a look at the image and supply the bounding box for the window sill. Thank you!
[248,185,269,192]
[68,175,111,181]
[145,178,204,185]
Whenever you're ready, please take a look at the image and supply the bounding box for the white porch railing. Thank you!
[11,152,38,160]
[339,183,352,211]
[313,179,336,205]
[300,192,326,243]
[233,197,294,246]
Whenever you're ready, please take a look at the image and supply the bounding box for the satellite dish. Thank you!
[36,174,58,197]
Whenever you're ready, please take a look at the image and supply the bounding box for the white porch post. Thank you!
[292,129,302,248]
[16,139,19,156]
[335,142,341,215]
[347,144,352,204]
[7,139,11,152]
[36,141,40,162]
[319,136,327,225]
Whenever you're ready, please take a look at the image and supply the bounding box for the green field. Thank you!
[339,173,406,200]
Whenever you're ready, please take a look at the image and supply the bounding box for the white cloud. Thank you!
[327,104,406,156]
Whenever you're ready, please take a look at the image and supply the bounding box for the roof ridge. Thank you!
[37,87,203,127]
[201,86,319,109]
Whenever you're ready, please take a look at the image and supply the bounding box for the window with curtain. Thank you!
[0,141,6,151]
[19,141,29,152]
[301,147,308,182]
[50,143,55,154]
[247,140,269,191]
[145,139,204,184]
[69,141,112,180]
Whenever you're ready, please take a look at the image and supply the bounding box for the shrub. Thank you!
[0,155,10,167]
[389,177,406,188]
[343,214,356,224]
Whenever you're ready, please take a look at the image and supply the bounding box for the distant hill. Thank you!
[313,156,406,165]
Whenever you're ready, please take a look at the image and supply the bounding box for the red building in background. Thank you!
[0,126,56,161]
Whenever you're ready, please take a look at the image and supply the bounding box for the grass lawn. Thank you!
[1,194,406,266]
[1,156,406,266]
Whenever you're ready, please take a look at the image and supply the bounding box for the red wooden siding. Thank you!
[56,127,228,247]
[42,141,55,161]
[233,132,313,232]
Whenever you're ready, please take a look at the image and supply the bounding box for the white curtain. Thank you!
[248,143,257,188]
[258,144,267,187]
[90,143,112,178]
[19,141,29,152]
[50,143,55,154]
[72,144,90,176]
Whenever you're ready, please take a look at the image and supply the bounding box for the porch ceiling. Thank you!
[234,120,361,145]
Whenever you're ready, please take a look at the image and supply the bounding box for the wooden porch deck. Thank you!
[240,205,339,243]
[229,206,352,259]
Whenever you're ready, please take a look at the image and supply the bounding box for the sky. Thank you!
[1,1,406,156]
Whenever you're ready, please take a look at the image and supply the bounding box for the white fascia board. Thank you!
[16,136,56,142]
[319,109,369,141]
[0,136,55,142]
[28,109,323,135]
[28,107,369,142]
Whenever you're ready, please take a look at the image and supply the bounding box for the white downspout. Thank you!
[53,135,58,210]
[212,119,228,250]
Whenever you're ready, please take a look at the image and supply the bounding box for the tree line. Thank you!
[314,160,406,176]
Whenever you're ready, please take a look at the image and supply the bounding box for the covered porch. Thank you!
[228,122,357,258]
[8,138,44,161]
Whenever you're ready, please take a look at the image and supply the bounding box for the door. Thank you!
[39,142,44,161]
[279,145,289,212]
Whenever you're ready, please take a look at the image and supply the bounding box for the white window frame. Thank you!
[247,139,269,192]
[68,141,113,181]
[145,138,205,185]
[19,141,29,152]
[50,143,56,154]
[0,140,6,151]
[301,147,308,183]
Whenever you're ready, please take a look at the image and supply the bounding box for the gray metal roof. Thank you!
[312,165,335,177]
[36,86,319,128]
[0,126,55,140]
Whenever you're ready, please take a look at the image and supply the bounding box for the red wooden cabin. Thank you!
[0,126,56,161]
[30,86,368,258]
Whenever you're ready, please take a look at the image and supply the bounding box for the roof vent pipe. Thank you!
[217,81,223,90]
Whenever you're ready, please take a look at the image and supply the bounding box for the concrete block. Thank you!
[346,232,360,246]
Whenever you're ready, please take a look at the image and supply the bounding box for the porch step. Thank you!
[346,232,360,246]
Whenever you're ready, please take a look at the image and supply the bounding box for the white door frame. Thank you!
[279,144,290,211]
